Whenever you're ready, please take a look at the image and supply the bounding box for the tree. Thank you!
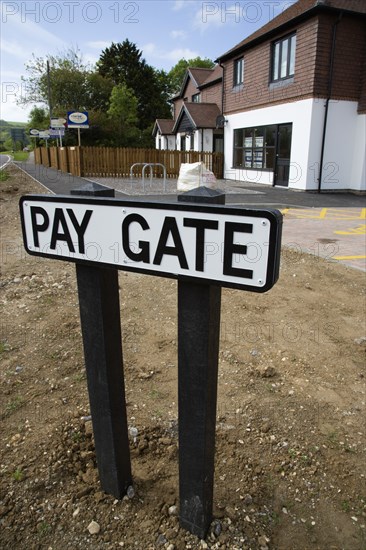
[168,57,215,94]
[27,106,49,129]
[21,48,113,116]
[107,84,139,146]
[97,40,171,132]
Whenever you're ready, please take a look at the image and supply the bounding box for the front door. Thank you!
[274,123,292,187]
[213,135,224,153]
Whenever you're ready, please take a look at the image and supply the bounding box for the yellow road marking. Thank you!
[319,208,327,219]
[283,208,366,220]
[335,224,366,235]
[334,255,366,260]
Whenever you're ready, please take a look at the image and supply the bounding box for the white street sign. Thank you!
[20,196,282,292]
[50,118,66,128]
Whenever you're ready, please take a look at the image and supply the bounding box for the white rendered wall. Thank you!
[224,99,314,188]
[312,101,366,192]
[224,98,365,191]
[193,129,214,152]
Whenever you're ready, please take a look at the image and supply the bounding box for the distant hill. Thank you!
[0,120,27,127]
[0,120,28,148]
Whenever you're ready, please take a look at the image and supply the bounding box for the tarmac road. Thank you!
[0,154,11,169]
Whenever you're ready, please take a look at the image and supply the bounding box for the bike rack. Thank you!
[129,163,167,193]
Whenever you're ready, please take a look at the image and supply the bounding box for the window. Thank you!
[233,125,277,170]
[192,93,201,103]
[233,57,244,87]
[190,133,195,150]
[271,33,296,82]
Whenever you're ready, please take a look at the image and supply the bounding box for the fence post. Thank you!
[177,186,226,539]
[70,181,132,499]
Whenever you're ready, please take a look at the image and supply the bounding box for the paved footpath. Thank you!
[15,160,366,272]
[281,208,366,272]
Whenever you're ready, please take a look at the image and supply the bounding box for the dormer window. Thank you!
[192,93,201,103]
[233,57,244,87]
[271,33,296,82]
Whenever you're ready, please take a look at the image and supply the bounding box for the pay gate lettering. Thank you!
[29,205,255,279]
[20,196,281,291]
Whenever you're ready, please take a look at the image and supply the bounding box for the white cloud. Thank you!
[170,30,187,40]
[164,48,201,62]
[194,3,241,31]
[172,1,186,11]
[86,41,112,50]
[0,39,30,60]
[142,42,201,66]
[1,95,32,123]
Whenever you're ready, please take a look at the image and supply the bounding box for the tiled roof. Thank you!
[189,68,216,87]
[199,65,223,88]
[173,103,221,133]
[174,66,222,100]
[217,0,366,61]
[153,119,175,135]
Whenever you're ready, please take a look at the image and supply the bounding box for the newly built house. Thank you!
[154,0,366,192]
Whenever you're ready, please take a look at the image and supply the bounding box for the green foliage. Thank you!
[20,42,213,148]
[107,84,139,146]
[5,396,23,416]
[21,47,113,116]
[27,106,49,130]
[1,120,28,150]
[12,151,29,161]
[37,521,51,537]
[12,468,24,482]
[0,170,9,182]
[168,57,215,93]
[97,39,172,131]
[107,84,138,123]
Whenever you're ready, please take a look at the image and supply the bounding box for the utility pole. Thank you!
[47,60,52,122]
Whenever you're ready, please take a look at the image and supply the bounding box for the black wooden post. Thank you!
[71,182,132,498]
[177,186,225,538]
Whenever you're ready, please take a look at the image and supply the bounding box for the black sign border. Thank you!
[19,194,282,293]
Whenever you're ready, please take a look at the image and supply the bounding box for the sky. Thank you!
[0,0,295,122]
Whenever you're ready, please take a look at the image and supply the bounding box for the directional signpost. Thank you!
[19,190,282,538]
[50,118,66,146]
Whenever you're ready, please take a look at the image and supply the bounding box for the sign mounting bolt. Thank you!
[261,220,267,226]
[258,279,264,285]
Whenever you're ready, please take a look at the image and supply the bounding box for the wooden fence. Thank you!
[34,146,224,179]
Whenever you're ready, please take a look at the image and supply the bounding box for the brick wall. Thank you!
[201,81,223,109]
[315,13,366,107]
[223,18,318,114]
[222,12,366,114]
[183,79,201,102]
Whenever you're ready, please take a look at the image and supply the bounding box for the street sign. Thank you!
[67,111,89,128]
[50,117,66,128]
[38,130,50,139]
[19,195,282,292]
[29,129,39,136]
[19,187,282,537]
[49,127,65,137]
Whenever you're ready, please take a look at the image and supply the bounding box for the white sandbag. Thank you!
[177,162,217,191]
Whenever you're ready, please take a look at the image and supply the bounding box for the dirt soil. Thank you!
[0,164,365,550]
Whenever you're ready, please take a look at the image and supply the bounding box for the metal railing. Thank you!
[129,162,167,193]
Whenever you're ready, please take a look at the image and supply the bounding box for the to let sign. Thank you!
[19,195,282,292]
